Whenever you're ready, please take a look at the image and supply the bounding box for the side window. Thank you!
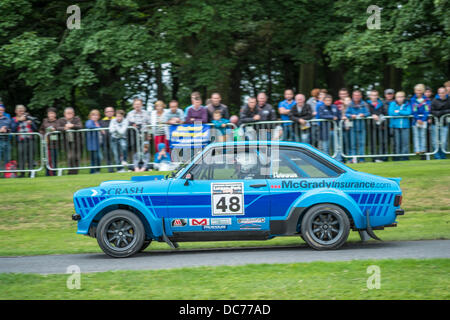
[271,148,341,178]
[187,147,269,180]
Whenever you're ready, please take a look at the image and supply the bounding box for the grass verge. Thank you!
[0,258,448,299]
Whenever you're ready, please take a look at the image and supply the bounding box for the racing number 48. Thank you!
[216,196,241,213]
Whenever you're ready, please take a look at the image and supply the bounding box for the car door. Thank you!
[166,146,271,231]
[268,147,344,218]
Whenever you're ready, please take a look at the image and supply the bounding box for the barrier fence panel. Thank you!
[339,115,439,160]
[239,119,339,158]
[0,132,43,178]
[440,114,450,154]
[44,126,141,174]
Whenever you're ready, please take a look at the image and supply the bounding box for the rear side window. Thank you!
[271,148,341,178]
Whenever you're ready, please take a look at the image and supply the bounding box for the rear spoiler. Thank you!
[387,177,402,186]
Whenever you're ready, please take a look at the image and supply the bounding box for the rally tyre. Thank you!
[140,240,152,252]
[96,209,145,258]
[301,204,350,250]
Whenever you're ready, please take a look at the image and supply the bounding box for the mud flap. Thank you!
[161,218,179,249]
[364,209,382,241]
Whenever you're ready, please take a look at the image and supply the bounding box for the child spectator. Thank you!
[229,115,242,141]
[388,91,412,161]
[424,87,433,100]
[278,89,296,141]
[211,110,230,142]
[109,109,129,172]
[289,94,313,143]
[345,90,370,163]
[411,84,431,155]
[133,142,152,172]
[151,100,169,152]
[11,105,37,177]
[154,142,171,170]
[85,109,103,173]
[39,107,59,175]
[318,95,341,155]
[0,104,11,172]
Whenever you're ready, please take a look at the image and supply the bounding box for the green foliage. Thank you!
[0,0,448,117]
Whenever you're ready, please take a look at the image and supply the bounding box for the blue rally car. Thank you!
[72,141,404,257]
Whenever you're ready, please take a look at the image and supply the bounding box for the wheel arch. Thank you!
[291,190,364,230]
[83,197,163,240]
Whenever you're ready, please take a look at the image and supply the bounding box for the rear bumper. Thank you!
[395,209,405,216]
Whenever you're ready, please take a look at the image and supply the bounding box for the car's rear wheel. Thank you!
[301,204,350,250]
[96,209,145,258]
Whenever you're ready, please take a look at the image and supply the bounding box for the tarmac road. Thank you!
[0,240,449,274]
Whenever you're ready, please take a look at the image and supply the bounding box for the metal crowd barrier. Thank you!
[43,126,141,175]
[0,132,44,178]
[239,119,339,157]
[338,115,438,160]
[440,113,450,154]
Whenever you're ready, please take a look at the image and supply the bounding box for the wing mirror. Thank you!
[184,173,194,186]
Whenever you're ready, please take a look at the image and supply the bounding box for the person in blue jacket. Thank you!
[85,109,103,173]
[345,90,370,162]
[388,91,412,161]
[318,95,341,157]
[410,84,431,155]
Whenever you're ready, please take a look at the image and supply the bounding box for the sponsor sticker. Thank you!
[239,223,262,230]
[189,218,209,226]
[211,218,232,225]
[171,218,187,227]
[211,182,244,216]
[237,218,265,224]
[203,225,227,230]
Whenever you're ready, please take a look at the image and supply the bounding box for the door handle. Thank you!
[250,184,267,188]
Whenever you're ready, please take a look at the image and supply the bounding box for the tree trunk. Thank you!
[155,64,164,101]
[171,64,179,100]
[383,65,403,91]
[299,63,315,96]
[229,64,242,113]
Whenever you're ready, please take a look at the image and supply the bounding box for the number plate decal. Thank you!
[211,182,244,216]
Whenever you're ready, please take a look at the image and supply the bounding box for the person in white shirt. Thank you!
[109,110,129,171]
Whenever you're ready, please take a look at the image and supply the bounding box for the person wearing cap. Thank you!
[383,89,395,111]
[154,142,171,171]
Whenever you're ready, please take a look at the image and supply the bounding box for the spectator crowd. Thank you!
[1,81,450,178]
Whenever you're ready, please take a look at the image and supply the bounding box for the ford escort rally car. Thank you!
[72,141,404,257]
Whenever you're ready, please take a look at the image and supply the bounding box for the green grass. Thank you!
[0,258,448,299]
[0,160,449,256]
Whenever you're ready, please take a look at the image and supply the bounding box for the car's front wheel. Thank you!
[301,204,350,250]
[96,209,145,258]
